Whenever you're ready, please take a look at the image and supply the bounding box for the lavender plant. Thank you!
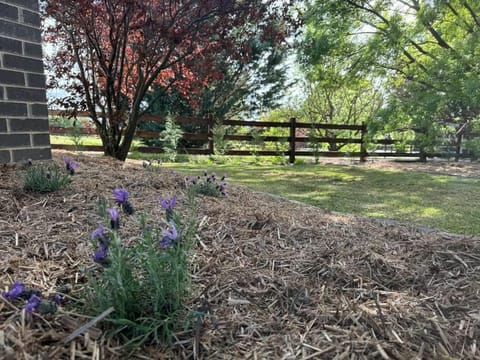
[23,162,71,193]
[142,158,163,172]
[2,281,63,314]
[84,188,197,346]
[187,171,228,197]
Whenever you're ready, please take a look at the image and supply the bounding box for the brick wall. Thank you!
[0,0,51,163]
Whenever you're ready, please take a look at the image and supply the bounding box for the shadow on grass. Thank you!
[164,162,480,235]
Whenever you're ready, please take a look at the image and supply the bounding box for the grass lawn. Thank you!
[50,135,103,146]
[50,135,142,147]
[163,160,480,235]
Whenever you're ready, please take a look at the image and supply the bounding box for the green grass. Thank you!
[50,135,103,146]
[50,135,142,147]
[162,160,480,235]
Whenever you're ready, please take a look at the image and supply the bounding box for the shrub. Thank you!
[210,123,231,162]
[160,116,183,162]
[83,188,197,346]
[464,138,480,161]
[23,162,71,193]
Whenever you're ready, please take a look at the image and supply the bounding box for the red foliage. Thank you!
[42,0,297,160]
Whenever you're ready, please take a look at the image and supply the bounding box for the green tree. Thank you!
[301,0,480,160]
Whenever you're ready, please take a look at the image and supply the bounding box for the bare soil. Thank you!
[0,151,479,359]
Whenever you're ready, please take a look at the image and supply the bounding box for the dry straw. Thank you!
[0,151,479,359]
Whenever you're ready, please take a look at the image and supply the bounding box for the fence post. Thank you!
[207,115,214,155]
[360,122,367,162]
[289,117,296,164]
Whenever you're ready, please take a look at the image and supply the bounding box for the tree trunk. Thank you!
[454,132,462,162]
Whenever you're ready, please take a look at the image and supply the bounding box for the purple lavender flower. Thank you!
[24,294,41,313]
[160,223,179,248]
[2,281,25,299]
[91,223,109,245]
[221,173,227,181]
[51,293,63,305]
[142,224,153,236]
[160,196,177,222]
[160,196,177,210]
[93,243,110,266]
[63,156,79,175]
[113,188,129,204]
[107,208,120,230]
[113,189,134,215]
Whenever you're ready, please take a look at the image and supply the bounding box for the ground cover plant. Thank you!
[84,188,196,347]
[0,151,479,359]
[164,159,480,235]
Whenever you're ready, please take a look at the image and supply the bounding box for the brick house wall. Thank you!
[0,0,51,163]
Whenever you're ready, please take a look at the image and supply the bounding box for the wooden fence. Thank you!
[48,110,419,162]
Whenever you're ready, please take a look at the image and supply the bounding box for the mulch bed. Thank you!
[1,151,479,359]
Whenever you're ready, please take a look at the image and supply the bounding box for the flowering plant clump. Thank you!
[187,171,228,197]
[2,281,64,314]
[142,159,162,172]
[23,162,72,193]
[84,187,198,346]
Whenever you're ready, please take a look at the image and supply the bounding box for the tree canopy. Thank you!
[43,0,297,160]
[300,0,480,159]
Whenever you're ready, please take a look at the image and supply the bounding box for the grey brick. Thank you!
[0,19,41,43]
[0,69,25,86]
[3,54,44,73]
[12,147,51,162]
[6,87,46,102]
[0,133,30,148]
[4,0,39,11]
[0,3,18,21]
[9,118,49,132]
[22,10,40,27]
[32,133,50,147]
[0,101,27,116]
[30,103,48,117]
[26,73,45,88]
[0,36,22,54]
[24,42,42,58]
[0,150,10,162]
[0,118,6,132]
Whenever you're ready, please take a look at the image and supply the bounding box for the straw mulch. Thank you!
[1,151,479,359]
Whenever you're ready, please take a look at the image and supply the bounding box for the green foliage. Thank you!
[23,163,71,193]
[250,129,265,162]
[160,116,183,162]
[187,171,227,197]
[84,191,197,347]
[300,0,480,157]
[68,122,84,151]
[464,138,480,161]
[211,123,230,160]
[308,126,324,164]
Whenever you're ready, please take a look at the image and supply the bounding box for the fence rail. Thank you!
[48,110,424,162]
